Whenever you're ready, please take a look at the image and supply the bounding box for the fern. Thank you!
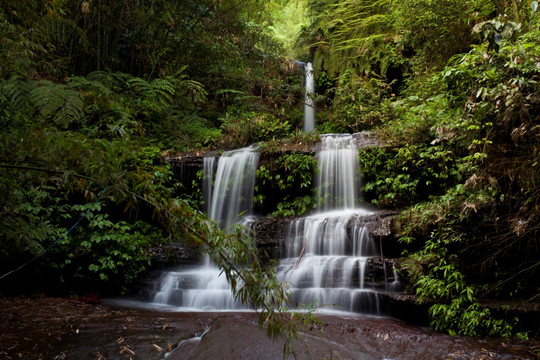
[55,92,84,127]
[68,76,113,98]
[30,80,84,127]
[177,79,208,103]
[128,75,200,105]
[300,0,393,75]
[127,77,160,103]
[149,78,175,104]
[1,76,36,115]
[87,71,132,92]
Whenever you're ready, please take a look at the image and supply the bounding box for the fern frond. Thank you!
[30,80,84,127]
[68,76,113,98]
[176,79,208,103]
[127,77,154,98]
[149,78,175,104]
[55,90,84,127]
[1,76,36,114]
[87,71,132,91]
[30,81,64,118]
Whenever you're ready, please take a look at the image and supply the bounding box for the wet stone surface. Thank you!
[0,295,538,360]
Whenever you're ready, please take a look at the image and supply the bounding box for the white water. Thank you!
[209,145,260,227]
[316,134,361,211]
[202,156,215,213]
[152,146,260,310]
[276,134,382,313]
[304,62,315,132]
[152,135,391,313]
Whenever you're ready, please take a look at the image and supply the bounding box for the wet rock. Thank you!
[353,131,382,148]
[253,210,405,258]
[147,245,199,267]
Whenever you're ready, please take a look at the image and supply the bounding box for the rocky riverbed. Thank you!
[0,295,538,360]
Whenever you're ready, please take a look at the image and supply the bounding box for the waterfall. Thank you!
[208,145,259,226]
[152,146,260,310]
[316,134,360,211]
[203,156,215,213]
[276,134,382,314]
[303,62,315,132]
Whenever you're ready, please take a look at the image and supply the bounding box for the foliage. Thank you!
[56,203,161,291]
[0,130,175,291]
[407,235,521,338]
[359,143,461,208]
[220,104,293,147]
[391,0,490,70]
[299,0,394,76]
[266,0,311,58]
[318,69,393,133]
[354,4,540,338]
[255,152,317,217]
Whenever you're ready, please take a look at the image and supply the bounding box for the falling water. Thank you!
[316,134,360,211]
[304,62,315,132]
[276,134,382,313]
[208,145,260,227]
[203,156,215,213]
[152,146,260,310]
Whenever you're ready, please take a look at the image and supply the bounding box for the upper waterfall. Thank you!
[303,62,315,132]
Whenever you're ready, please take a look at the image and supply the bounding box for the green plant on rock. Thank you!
[317,70,393,133]
[254,113,292,141]
[408,234,525,338]
[360,142,460,208]
[255,152,317,217]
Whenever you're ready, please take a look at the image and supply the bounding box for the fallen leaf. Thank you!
[119,346,135,355]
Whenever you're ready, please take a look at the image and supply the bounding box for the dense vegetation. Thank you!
[300,0,539,338]
[0,0,538,342]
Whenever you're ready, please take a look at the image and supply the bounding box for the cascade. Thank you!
[208,145,259,227]
[303,62,315,132]
[151,146,260,310]
[202,156,215,214]
[276,134,384,313]
[316,134,360,210]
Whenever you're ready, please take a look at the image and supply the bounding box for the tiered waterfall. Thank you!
[275,134,382,313]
